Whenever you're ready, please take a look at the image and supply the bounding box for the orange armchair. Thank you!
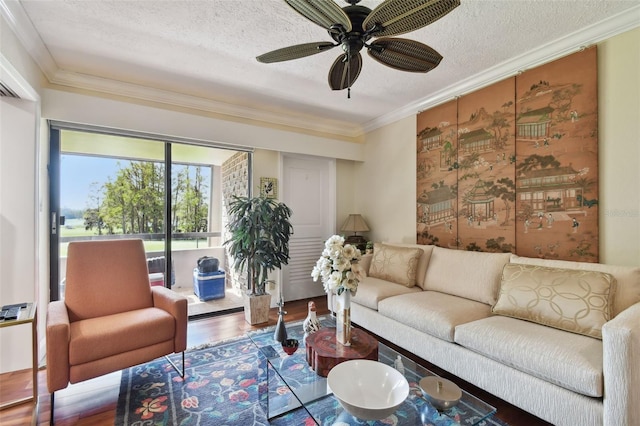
[46,239,187,422]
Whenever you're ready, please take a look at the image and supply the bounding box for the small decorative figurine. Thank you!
[394,355,405,376]
[303,301,321,343]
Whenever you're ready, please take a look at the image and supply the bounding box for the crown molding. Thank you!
[1,0,58,79]
[1,0,362,139]
[0,51,38,101]
[362,3,640,135]
[50,69,363,139]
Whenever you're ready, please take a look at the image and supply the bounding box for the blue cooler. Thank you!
[193,269,225,301]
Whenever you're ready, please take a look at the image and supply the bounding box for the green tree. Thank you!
[97,161,210,236]
[486,236,514,253]
[101,161,165,234]
[174,166,209,232]
[516,154,560,174]
[574,177,596,207]
[488,111,511,149]
[84,182,105,234]
[171,168,187,231]
[486,177,516,226]
[83,208,103,233]
[550,83,582,122]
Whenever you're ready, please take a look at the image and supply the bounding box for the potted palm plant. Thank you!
[224,195,293,324]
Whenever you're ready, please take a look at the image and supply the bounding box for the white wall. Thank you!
[0,97,38,372]
[252,149,280,197]
[1,13,45,372]
[598,28,640,266]
[356,115,418,244]
[335,159,358,236]
[358,28,640,266]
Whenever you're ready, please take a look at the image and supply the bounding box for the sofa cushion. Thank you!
[381,243,434,289]
[352,276,422,310]
[455,316,604,397]
[510,254,640,316]
[493,263,616,339]
[357,253,373,277]
[69,307,176,365]
[424,247,511,305]
[369,243,424,287]
[378,291,492,342]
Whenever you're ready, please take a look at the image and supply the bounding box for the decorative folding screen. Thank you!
[417,48,599,262]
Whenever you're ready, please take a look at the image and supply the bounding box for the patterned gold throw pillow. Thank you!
[492,263,616,339]
[369,243,423,287]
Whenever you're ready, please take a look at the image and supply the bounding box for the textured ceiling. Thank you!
[15,0,640,137]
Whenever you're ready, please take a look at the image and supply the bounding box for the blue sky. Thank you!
[61,154,119,210]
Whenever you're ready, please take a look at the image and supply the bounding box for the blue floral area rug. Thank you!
[115,324,511,426]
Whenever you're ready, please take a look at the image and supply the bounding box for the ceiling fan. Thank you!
[256,0,461,97]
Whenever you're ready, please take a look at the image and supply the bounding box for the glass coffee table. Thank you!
[248,317,496,425]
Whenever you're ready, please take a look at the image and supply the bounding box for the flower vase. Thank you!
[336,290,352,346]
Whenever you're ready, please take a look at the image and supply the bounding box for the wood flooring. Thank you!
[0,296,551,425]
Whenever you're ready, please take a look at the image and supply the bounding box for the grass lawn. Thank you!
[59,219,210,257]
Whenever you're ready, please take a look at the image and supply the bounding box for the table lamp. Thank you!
[341,214,370,245]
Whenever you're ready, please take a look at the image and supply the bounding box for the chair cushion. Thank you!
[65,239,153,321]
[352,277,422,310]
[378,292,492,342]
[69,307,176,365]
[455,316,604,397]
[493,263,616,339]
[369,243,424,287]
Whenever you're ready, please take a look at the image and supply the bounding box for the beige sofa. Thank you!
[348,243,640,426]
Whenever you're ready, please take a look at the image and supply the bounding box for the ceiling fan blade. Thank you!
[285,0,352,32]
[257,42,336,63]
[363,0,460,37]
[368,38,442,72]
[328,53,362,90]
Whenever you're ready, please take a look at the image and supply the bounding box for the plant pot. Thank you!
[243,293,271,325]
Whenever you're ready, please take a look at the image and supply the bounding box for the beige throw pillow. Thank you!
[369,243,423,287]
[492,263,616,339]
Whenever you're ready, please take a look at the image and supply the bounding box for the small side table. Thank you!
[0,302,39,423]
[306,327,378,377]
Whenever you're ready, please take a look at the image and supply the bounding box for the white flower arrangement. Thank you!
[311,235,363,296]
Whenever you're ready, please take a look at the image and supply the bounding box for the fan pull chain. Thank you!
[347,53,351,99]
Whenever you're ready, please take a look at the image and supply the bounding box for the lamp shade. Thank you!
[341,214,370,233]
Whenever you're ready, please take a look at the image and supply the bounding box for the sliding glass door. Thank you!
[49,124,247,316]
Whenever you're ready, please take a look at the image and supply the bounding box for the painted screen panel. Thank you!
[417,100,458,247]
[514,48,599,261]
[457,77,516,252]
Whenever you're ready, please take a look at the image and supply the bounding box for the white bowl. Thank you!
[327,359,410,420]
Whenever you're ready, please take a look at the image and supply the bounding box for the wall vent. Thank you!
[0,81,20,98]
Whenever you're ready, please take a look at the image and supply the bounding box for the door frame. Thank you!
[279,153,336,301]
[47,123,252,303]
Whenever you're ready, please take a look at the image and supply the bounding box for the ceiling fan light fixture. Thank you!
[363,0,461,37]
[285,0,352,32]
[257,0,460,94]
[329,53,362,91]
[257,42,336,63]
[368,38,443,72]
